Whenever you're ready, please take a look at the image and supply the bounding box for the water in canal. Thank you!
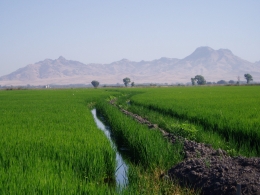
[91,109,128,189]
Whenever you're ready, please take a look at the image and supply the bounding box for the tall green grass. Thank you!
[0,89,117,194]
[96,100,184,169]
[127,86,260,156]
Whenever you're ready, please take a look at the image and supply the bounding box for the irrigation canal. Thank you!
[91,109,128,189]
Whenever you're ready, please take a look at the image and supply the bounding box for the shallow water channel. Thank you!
[91,109,128,188]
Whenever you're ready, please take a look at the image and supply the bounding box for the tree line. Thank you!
[90,74,254,88]
[191,74,253,85]
[91,77,135,88]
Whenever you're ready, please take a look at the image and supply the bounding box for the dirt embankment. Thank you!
[118,106,260,195]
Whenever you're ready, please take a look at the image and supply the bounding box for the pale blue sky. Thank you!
[1,0,259,76]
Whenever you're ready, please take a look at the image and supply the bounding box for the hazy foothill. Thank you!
[0,47,259,87]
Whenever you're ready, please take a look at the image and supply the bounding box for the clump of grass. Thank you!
[121,165,200,195]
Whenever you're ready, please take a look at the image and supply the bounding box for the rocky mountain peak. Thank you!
[58,56,66,61]
[184,46,215,60]
[196,46,214,52]
[183,46,238,62]
[194,46,215,54]
[119,58,129,62]
[217,48,233,55]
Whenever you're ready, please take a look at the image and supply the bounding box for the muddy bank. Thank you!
[168,136,260,195]
[119,106,260,195]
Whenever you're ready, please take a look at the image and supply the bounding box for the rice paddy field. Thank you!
[117,85,260,157]
[0,89,118,194]
[0,85,259,194]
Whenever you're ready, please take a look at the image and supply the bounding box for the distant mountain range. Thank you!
[0,46,259,86]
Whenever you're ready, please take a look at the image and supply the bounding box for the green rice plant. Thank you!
[118,102,238,154]
[0,89,118,194]
[96,101,183,170]
[127,86,260,156]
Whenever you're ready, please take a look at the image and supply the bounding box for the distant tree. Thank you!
[228,80,236,84]
[191,78,196,85]
[123,77,131,87]
[217,80,227,84]
[206,82,212,84]
[194,75,206,85]
[91,80,99,88]
[244,74,253,84]
[131,82,135,87]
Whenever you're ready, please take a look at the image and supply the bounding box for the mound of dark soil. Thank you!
[167,137,260,195]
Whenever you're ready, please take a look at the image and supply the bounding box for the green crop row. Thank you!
[96,100,183,169]
[0,89,118,194]
[126,86,260,156]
